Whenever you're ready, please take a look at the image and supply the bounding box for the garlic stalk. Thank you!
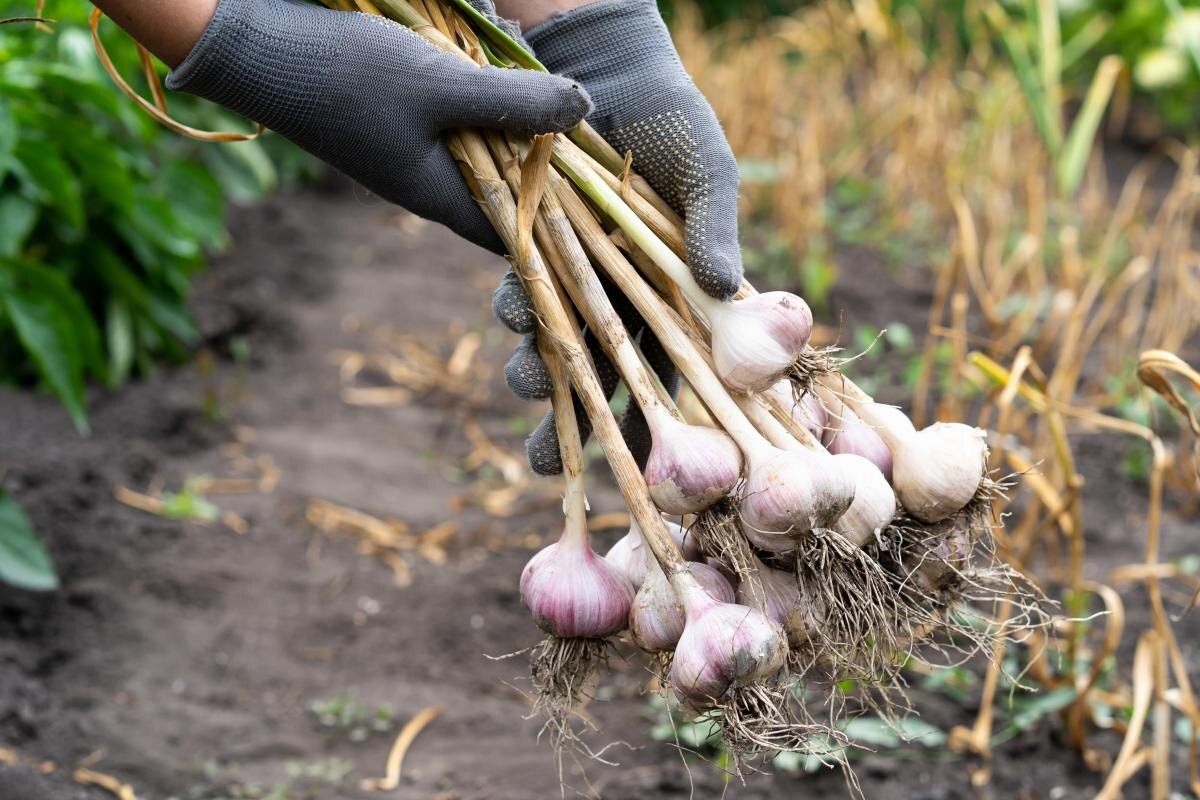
[491,134,741,516]
[817,378,987,523]
[552,143,814,393]
[545,171,855,538]
[518,318,634,640]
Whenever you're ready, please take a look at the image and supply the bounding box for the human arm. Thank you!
[90,0,218,67]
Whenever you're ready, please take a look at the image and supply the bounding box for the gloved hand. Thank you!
[496,0,742,474]
[166,0,592,253]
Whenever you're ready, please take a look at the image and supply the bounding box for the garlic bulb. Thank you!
[829,453,897,547]
[669,573,788,710]
[644,411,743,515]
[630,560,734,653]
[739,445,856,550]
[707,292,814,392]
[822,410,893,483]
[606,519,702,588]
[768,381,827,439]
[904,517,973,594]
[705,557,739,590]
[521,516,634,639]
[846,400,987,523]
[736,555,825,647]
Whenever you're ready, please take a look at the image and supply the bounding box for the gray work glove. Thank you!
[498,0,740,474]
[166,0,592,252]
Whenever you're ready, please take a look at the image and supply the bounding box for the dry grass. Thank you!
[677,1,1199,793]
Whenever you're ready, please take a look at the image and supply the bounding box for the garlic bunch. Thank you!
[605,519,702,588]
[739,444,856,551]
[736,554,826,647]
[669,571,789,710]
[705,292,814,392]
[630,557,734,653]
[829,453,897,547]
[521,513,635,640]
[643,409,743,515]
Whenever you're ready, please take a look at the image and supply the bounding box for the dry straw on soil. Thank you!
[673,2,1199,793]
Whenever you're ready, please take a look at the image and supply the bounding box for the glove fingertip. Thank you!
[492,275,536,334]
[526,412,564,476]
[505,341,552,400]
[690,247,744,300]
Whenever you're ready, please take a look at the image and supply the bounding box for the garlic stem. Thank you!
[546,170,772,457]
[551,141,720,321]
[446,131,687,579]
[487,134,670,424]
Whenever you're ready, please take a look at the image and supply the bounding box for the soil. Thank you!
[1,175,1196,800]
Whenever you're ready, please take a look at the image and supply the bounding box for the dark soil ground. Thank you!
[1,176,1196,800]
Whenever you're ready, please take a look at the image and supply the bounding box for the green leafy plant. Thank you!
[0,486,56,590]
[0,2,313,432]
[308,692,395,742]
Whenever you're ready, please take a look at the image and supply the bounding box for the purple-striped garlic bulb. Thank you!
[707,292,814,392]
[521,513,634,639]
[643,410,743,515]
[669,572,788,710]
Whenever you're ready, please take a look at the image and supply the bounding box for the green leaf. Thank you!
[158,160,228,251]
[95,248,198,345]
[890,716,948,747]
[840,717,902,749]
[0,99,16,180]
[11,138,85,230]
[1003,686,1079,735]
[0,488,58,591]
[62,121,135,213]
[1,262,90,433]
[1058,56,1124,195]
[105,297,134,386]
[160,487,219,523]
[0,195,39,258]
[10,260,105,380]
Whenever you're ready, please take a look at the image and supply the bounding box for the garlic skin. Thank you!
[670,582,789,709]
[823,412,893,483]
[739,448,856,549]
[736,557,826,647]
[521,537,634,639]
[852,402,988,523]
[904,517,973,594]
[708,292,813,392]
[644,414,743,515]
[605,520,702,588]
[630,562,734,653]
[705,557,739,590]
[829,453,897,547]
[768,381,827,439]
